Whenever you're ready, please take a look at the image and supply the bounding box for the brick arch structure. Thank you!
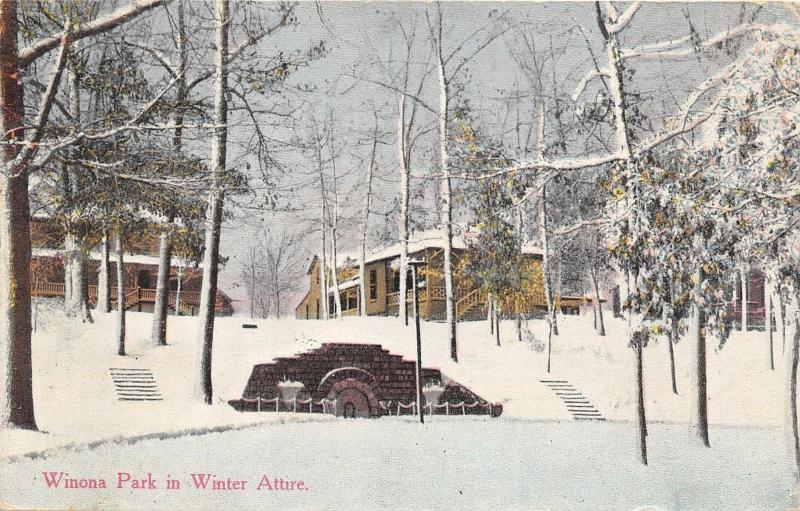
[326,378,380,418]
[317,367,379,396]
[233,343,502,417]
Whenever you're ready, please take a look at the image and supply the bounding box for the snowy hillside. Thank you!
[2,308,788,459]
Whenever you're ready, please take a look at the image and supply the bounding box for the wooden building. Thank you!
[295,229,597,321]
[29,217,233,316]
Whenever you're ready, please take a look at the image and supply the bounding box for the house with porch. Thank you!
[30,217,233,316]
[295,228,595,321]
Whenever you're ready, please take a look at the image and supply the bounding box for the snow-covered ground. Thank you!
[0,307,794,509]
[1,308,790,458]
[1,419,793,510]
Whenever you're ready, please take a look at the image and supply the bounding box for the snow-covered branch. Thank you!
[571,68,610,101]
[636,61,742,154]
[621,23,794,61]
[13,32,71,172]
[18,0,169,68]
[30,73,182,168]
[607,1,642,34]
[122,38,178,77]
[185,6,295,92]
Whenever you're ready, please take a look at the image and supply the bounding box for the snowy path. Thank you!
[1,418,791,511]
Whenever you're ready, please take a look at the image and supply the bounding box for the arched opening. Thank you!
[325,377,380,418]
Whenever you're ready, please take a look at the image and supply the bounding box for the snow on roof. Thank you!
[320,226,543,270]
[32,247,192,268]
[328,276,359,294]
[362,226,472,265]
[521,242,544,256]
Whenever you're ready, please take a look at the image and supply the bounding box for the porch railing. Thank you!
[32,281,222,313]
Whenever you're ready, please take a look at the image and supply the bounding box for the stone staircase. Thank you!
[110,368,162,401]
[540,379,604,421]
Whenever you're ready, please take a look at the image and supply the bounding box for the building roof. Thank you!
[327,226,544,270]
[31,247,189,267]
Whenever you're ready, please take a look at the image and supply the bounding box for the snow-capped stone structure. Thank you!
[229,343,502,418]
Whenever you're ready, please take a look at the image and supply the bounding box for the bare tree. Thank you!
[262,229,305,319]
[359,113,379,317]
[240,243,270,318]
[195,0,229,404]
[426,3,507,362]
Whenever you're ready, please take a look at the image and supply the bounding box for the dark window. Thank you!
[369,269,378,300]
[137,270,150,289]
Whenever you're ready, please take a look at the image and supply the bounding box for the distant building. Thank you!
[29,217,233,316]
[295,228,599,321]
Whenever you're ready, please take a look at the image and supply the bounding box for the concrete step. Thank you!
[110,368,163,401]
[540,378,604,421]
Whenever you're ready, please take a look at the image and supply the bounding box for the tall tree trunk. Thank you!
[317,148,329,320]
[787,287,800,483]
[358,126,376,317]
[541,184,558,362]
[115,227,126,356]
[778,282,787,354]
[0,0,36,430]
[151,229,171,346]
[666,280,678,395]
[63,54,92,323]
[515,205,524,342]
[330,237,341,318]
[397,94,409,326]
[634,340,648,465]
[195,0,228,404]
[96,229,111,312]
[151,0,187,336]
[766,276,774,370]
[318,236,327,321]
[63,234,91,322]
[537,101,558,339]
[174,262,183,317]
[596,1,647,464]
[689,267,710,447]
[592,265,605,336]
[495,307,500,347]
[668,317,678,395]
[435,18,457,362]
[488,295,494,334]
[741,264,749,331]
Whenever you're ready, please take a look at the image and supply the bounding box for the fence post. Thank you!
[276,398,279,412]
[462,402,466,415]
[257,397,261,412]
[445,402,449,416]
[293,398,297,413]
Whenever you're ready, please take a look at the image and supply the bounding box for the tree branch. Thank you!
[607,1,642,34]
[620,23,792,61]
[19,0,169,68]
[14,31,71,172]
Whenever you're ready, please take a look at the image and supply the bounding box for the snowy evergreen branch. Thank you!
[18,0,169,68]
